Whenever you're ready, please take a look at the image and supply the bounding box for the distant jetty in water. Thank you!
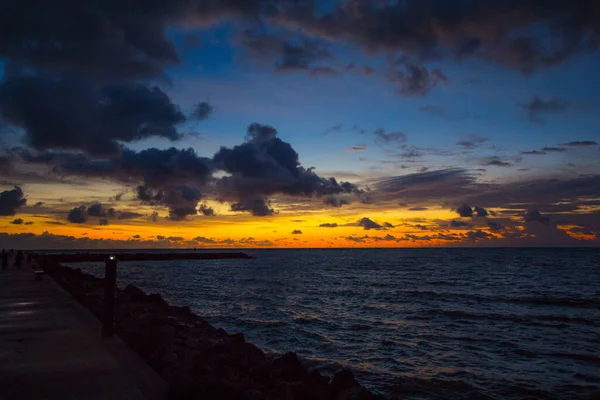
[46,252,254,263]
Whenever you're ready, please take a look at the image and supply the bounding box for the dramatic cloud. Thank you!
[357,217,392,231]
[199,204,215,216]
[67,206,88,224]
[213,123,362,216]
[450,220,469,228]
[474,206,488,217]
[66,203,143,224]
[18,146,214,220]
[0,78,186,155]
[466,230,493,242]
[521,96,568,124]
[277,1,600,74]
[88,203,115,218]
[323,197,350,208]
[0,186,27,216]
[456,204,473,218]
[524,210,550,225]
[138,184,202,221]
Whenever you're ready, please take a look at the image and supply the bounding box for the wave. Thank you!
[414,308,597,327]
[235,317,288,328]
[397,289,600,309]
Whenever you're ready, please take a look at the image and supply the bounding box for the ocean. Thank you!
[70,248,600,399]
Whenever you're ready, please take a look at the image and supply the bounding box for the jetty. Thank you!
[45,251,254,263]
[0,254,379,399]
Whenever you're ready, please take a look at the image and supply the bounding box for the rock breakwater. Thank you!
[48,263,381,400]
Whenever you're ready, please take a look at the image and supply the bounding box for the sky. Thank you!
[1,0,600,249]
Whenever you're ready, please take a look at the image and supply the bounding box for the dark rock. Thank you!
[231,332,246,343]
[259,352,309,383]
[146,293,168,306]
[331,370,360,393]
[123,284,145,298]
[48,264,380,400]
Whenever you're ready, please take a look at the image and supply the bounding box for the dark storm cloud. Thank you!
[0,78,185,155]
[138,184,202,221]
[562,141,598,147]
[66,203,143,224]
[474,206,488,217]
[191,101,215,121]
[487,220,503,232]
[88,203,116,218]
[456,204,473,218]
[277,0,600,74]
[0,0,190,82]
[466,230,493,242]
[0,0,214,158]
[0,186,27,216]
[524,210,550,225]
[199,204,215,216]
[17,146,214,220]
[291,230,303,234]
[358,217,385,230]
[450,220,469,228]
[213,123,362,216]
[230,198,274,216]
[67,206,88,224]
[11,218,23,225]
[323,197,350,208]
[520,96,569,124]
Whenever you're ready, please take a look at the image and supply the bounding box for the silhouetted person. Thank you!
[1,249,7,270]
[15,250,23,269]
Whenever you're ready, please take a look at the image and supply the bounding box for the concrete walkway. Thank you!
[0,265,168,400]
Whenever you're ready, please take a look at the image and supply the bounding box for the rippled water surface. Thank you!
[73,248,600,399]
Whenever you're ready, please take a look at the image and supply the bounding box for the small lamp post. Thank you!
[102,255,118,338]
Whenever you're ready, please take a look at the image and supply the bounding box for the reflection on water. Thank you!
[72,248,600,399]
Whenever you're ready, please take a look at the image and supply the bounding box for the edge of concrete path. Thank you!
[44,272,170,400]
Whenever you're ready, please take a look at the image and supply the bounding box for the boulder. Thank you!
[331,370,360,393]
[123,284,146,298]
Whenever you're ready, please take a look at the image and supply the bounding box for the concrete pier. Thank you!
[0,266,168,400]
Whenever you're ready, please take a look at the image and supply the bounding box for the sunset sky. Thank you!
[1,0,600,248]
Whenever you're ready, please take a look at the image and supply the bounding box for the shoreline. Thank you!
[46,260,381,399]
